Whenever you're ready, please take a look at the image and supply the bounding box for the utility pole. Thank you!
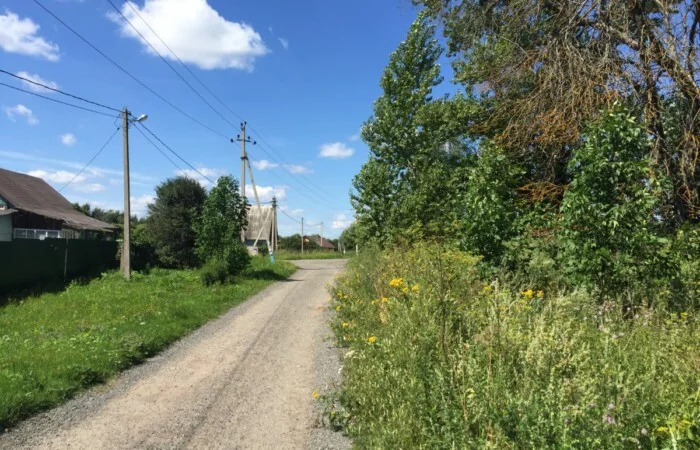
[271,196,277,253]
[240,122,246,200]
[120,108,131,280]
[320,222,324,248]
[301,217,304,255]
[232,122,257,243]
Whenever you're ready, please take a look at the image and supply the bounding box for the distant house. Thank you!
[0,168,117,241]
[304,234,336,251]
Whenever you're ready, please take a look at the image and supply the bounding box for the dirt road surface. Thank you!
[0,259,350,450]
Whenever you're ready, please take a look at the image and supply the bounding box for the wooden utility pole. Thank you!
[120,108,131,280]
[320,222,324,248]
[240,122,247,200]
[301,217,304,255]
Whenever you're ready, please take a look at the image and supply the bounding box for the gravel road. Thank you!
[0,259,351,450]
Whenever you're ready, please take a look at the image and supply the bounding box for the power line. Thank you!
[136,121,216,184]
[0,82,119,118]
[106,0,236,131]
[0,69,121,113]
[110,1,337,207]
[279,208,302,224]
[131,122,183,171]
[58,125,121,192]
[32,0,230,140]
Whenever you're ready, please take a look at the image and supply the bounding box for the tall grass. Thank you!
[275,249,349,260]
[330,245,699,448]
[0,257,295,430]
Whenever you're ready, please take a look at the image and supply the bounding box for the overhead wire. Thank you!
[131,122,184,172]
[32,0,230,140]
[136,121,216,184]
[0,82,119,118]
[110,0,338,207]
[0,69,122,113]
[58,125,121,192]
[279,208,302,224]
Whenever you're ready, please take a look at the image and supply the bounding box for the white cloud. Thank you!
[0,11,60,61]
[27,169,85,184]
[61,133,77,147]
[349,132,360,142]
[72,183,106,193]
[4,104,38,125]
[280,205,303,216]
[278,37,289,49]
[175,167,225,187]
[331,213,354,230]
[252,159,278,170]
[131,194,155,217]
[16,71,59,93]
[112,0,268,70]
[319,142,354,159]
[284,164,312,174]
[245,184,286,203]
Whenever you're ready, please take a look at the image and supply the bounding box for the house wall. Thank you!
[0,215,11,241]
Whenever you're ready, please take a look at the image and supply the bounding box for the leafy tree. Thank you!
[416,0,699,221]
[351,12,475,245]
[339,222,360,251]
[559,106,670,297]
[194,175,249,276]
[147,176,207,268]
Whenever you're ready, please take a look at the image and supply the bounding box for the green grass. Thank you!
[329,245,699,448]
[0,257,296,430]
[276,249,350,260]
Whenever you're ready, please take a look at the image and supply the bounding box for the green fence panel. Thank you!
[0,239,118,291]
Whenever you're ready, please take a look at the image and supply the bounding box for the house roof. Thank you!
[0,168,116,232]
[305,234,336,250]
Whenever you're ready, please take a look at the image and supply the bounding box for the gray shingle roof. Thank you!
[0,168,116,232]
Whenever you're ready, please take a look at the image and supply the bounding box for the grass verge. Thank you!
[329,245,699,448]
[0,257,296,430]
[276,249,350,260]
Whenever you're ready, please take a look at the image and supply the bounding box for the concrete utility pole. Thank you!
[301,217,304,255]
[320,222,324,248]
[120,108,148,280]
[271,196,277,253]
[240,122,246,199]
[120,108,131,280]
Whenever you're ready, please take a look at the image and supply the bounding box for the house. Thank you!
[0,168,117,241]
[304,234,336,251]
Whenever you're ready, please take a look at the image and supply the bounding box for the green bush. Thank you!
[223,243,251,277]
[330,245,699,448]
[200,258,228,286]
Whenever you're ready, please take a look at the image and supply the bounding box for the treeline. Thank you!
[76,176,250,285]
[350,7,699,306]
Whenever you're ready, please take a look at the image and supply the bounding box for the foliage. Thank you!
[146,177,207,269]
[194,176,248,265]
[131,222,158,271]
[275,249,348,261]
[0,257,296,430]
[339,222,360,251]
[456,143,523,262]
[351,12,475,245]
[417,0,698,221]
[559,107,671,297]
[278,233,319,252]
[200,258,228,286]
[329,245,699,448]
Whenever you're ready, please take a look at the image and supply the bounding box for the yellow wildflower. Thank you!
[367,336,377,344]
[371,299,377,305]
[341,322,350,328]
[536,290,544,299]
[389,277,404,288]
[335,305,342,312]
[380,297,389,303]
[522,289,534,299]
[401,286,409,294]
[411,284,420,293]
[312,390,320,400]
[655,426,669,435]
[481,284,493,294]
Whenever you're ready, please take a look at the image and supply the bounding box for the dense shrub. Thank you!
[223,243,251,277]
[330,245,699,448]
[200,258,229,286]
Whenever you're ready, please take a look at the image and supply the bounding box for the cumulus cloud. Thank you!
[28,169,85,184]
[331,213,354,230]
[0,11,60,61]
[175,167,225,186]
[319,142,355,159]
[72,183,106,193]
[112,0,268,70]
[4,104,39,125]
[278,37,289,49]
[61,133,77,147]
[280,205,303,216]
[284,164,312,174]
[252,159,278,170]
[131,194,155,217]
[245,184,286,203]
[16,71,59,93]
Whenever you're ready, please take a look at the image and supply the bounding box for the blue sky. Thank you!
[0,0,441,238]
